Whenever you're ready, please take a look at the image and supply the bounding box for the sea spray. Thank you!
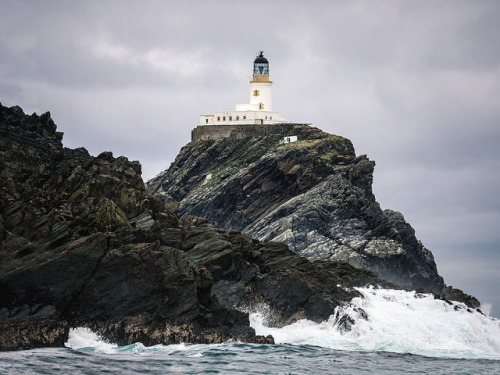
[65,327,118,354]
[65,327,214,355]
[65,288,500,360]
[57,291,500,374]
[250,287,500,360]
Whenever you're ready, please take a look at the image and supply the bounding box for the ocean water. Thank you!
[1,287,499,374]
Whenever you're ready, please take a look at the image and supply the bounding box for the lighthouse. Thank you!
[200,52,286,125]
[248,52,273,111]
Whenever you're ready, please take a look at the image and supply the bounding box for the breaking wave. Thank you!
[65,288,500,360]
[250,287,500,359]
[65,327,212,355]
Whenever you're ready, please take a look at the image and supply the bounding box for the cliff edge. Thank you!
[147,124,478,306]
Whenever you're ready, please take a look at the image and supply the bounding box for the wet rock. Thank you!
[146,125,448,296]
[2,104,386,350]
[0,103,477,351]
[442,285,480,308]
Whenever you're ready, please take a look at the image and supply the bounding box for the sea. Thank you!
[1,287,499,374]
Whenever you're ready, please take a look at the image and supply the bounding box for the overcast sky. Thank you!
[1,0,499,317]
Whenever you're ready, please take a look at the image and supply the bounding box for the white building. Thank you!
[200,52,287,126]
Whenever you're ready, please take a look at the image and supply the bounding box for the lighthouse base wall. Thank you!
[191,124,299,142]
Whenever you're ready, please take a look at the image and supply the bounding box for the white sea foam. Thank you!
[66,288,500,360]
[250,287,500,359]
[65,327,216,355]
[65,327,117,354]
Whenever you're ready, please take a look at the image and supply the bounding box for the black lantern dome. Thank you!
[253,51,269,75]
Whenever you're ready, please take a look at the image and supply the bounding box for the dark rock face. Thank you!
[147,125,477,306]
[0,104,395,350]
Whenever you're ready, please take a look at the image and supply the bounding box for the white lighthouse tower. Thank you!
[200,52,286,125]
[248,52,273,111]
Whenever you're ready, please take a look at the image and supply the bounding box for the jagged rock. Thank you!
[442,285,480,309]
[0,103,262,349]
[1,103,395,350]
[147,124,472,304]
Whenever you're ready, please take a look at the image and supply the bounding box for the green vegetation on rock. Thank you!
[93,199,129,232]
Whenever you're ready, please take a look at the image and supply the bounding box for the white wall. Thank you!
[249,80,273,111]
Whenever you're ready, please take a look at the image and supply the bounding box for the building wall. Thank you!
[249,81,272,111]
[284,135,298,143]
[192,123,296,142]
[200,110,284,126]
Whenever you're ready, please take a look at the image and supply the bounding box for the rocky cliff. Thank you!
[0,104,400,350]
[147,124,478,306]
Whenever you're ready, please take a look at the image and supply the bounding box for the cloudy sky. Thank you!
[1,0,499,316]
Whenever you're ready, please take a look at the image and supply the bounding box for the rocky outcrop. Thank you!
[0,103,397,350]
[147,125,478,307]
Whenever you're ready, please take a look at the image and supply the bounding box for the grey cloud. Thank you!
[1,0,499,316]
